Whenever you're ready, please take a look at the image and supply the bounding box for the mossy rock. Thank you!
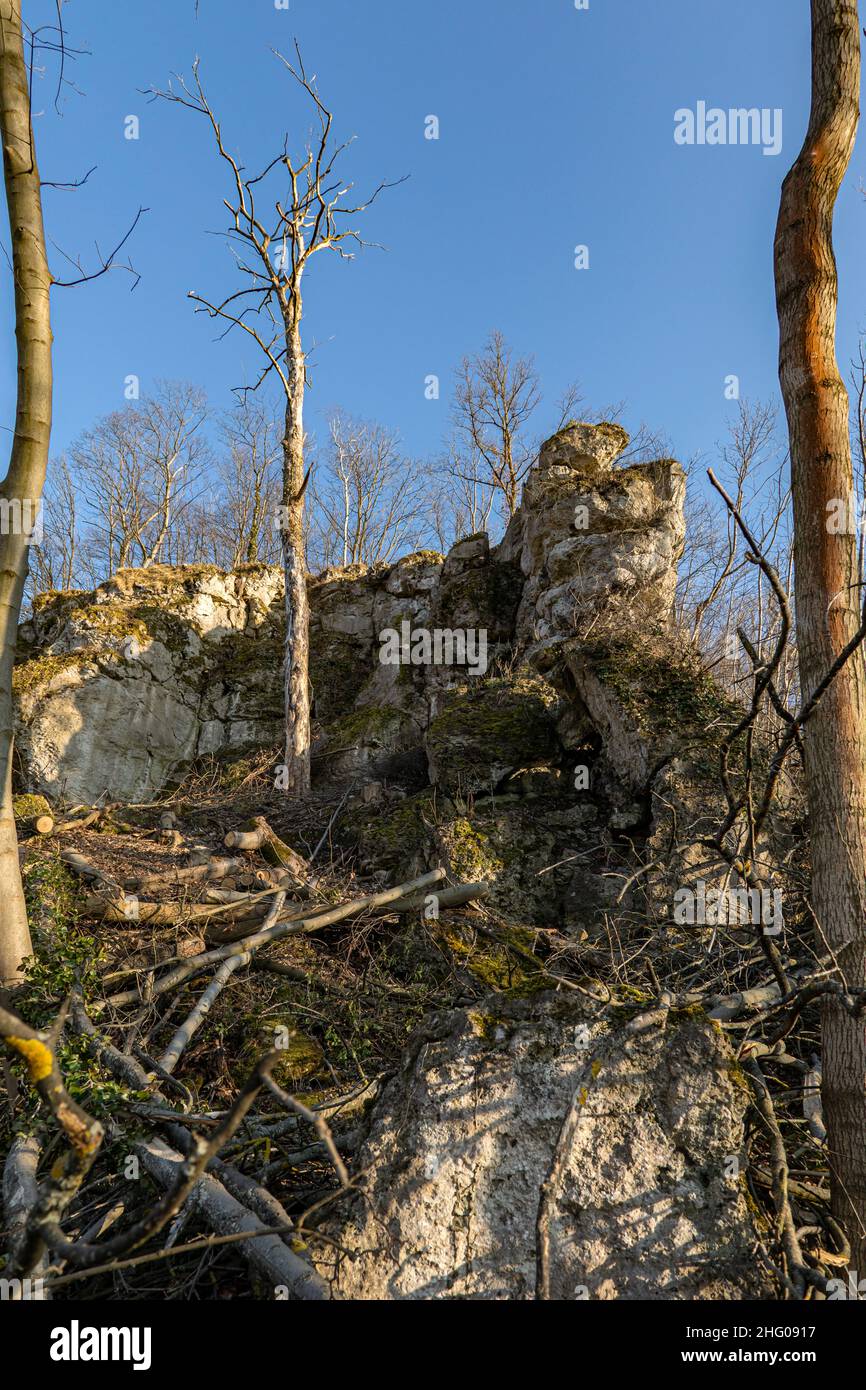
[310,629,368,723]
[579,634,739,744]
[436,919,550,996]
[66,602,151,646]
[241,1019,325,1086]
[31,587,88,614]
[438,815,504,883]
[426,670,560,796]
[434,560,523,641]
[320,704,421,781]
[345,789,442,875]
[12,649,95,698]
[215,627,282,683]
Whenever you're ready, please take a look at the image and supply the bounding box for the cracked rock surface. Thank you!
[315,993,771,1300]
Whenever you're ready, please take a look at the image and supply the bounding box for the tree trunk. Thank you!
[774,0,866,1266]
[280,323,311,798]
[0,1,53,983]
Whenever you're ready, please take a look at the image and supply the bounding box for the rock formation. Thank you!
[315,993,770,1300]
[8,422,808,1302]
[14,422,686,808]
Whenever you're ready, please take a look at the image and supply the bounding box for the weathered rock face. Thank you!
[500,422,686,659]
[315,993,770,1300]
[14,421,687,807]
[15,565,285,803]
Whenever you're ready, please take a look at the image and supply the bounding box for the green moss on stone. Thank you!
[13,650,93,697]
[309,630,365,722]
[347,790,439,872]
[440,816,504,882]
[327,704,412,749]
[427,672,558,792]
[581,635,739,741]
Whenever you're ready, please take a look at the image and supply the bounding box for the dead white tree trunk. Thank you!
[154,45,399,799]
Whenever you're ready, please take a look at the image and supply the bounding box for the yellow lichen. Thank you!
[7,1034,53,1082]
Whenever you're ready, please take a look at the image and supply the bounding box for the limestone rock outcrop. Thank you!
[499,421,686,659]
[315,993,770,1300]
[14,565,284,804]
[14,421,687,807]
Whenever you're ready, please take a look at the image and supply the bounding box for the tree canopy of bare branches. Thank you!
[69,381,210,577]
[309,411,426,569]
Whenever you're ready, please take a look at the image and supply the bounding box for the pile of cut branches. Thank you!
[1,794,490,1300]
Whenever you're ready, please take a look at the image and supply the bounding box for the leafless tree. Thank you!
[0,0,51,980]
[216,398,282,567]
[70,381,209,576]
[426,437,495,551]
[27,455,77,598]
[152,47,400,797]
[848,342,866,584]
[450,330,583,528]
[309,411,425,568]
[678,400,790,661]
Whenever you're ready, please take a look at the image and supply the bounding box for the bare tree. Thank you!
[848,341,866,584]
[774,0,866,1266]
[217,398,282,567]
[309,411,425,568]
[452,330,542,522]
[153,48,398,797]
[71,381,209,576]
[680,400,790,651]
[27,455,77,599]
[427,437,495,550]
[449,330,584,534]
[0,0,51,981]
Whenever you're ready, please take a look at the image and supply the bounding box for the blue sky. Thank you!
[4,0,866,480]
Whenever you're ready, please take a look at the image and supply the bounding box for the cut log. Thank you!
[13,793,55,837]
[19,813,54,836]
[82,894,273,929]
[123,857,246,894]
[223,817,310,880]
[381,881,489,916]
[54,810,102,833]
[157,829,185,849]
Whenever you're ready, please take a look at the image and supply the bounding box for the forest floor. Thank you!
[1,752,839,1300]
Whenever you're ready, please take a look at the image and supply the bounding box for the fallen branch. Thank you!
[0,1002,104,1276]
[104,868,446,1009]
[60,847,123,896]
[158,893,286,1075]
[125,856,248,894]
[82,892,275,929]
[71,1003,333,1297]
[2,1134,50,1291]
[379,880,489,916]
[263,1073,350,1188]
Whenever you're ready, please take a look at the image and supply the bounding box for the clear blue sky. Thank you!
[4,0,866,477]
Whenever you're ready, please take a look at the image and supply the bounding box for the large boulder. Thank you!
[315,993,771,1300]
[425,672,559,797]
